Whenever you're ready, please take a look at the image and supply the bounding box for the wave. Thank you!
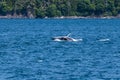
[98,38,110,42]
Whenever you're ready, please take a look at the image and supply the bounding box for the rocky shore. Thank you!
[0,14,120,19]
[0,13,34,19]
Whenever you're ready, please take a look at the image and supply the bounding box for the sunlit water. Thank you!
[0,19,120,80]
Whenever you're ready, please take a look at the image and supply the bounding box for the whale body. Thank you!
[52,34,82,42]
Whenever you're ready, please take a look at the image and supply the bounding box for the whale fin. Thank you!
[66,33,71,37]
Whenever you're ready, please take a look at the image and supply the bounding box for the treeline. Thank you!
[0,0,120,18]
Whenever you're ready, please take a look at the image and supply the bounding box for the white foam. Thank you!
[54,39,62,41]
[38,60,43,63]
[72,38,83,42]
[54,38,83,42]
[99,38,110,42]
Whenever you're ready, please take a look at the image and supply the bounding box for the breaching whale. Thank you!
[52,33,82,42]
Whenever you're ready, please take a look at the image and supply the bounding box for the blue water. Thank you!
[0,19,120,80]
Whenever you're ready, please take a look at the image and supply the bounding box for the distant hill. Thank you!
[0,0,120,18]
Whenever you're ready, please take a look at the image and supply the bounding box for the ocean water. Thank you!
[0,19,120,80]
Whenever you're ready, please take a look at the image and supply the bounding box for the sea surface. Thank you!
[0,18,120,80]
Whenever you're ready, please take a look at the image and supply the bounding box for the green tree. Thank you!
[106,0,115,15]
[46,4,61,17]
[0,2,12,15]
[35,8,46,18]
[94,0,105,16]
[0,0,119,18]
[58,4,67,16]
[77,0,95,16]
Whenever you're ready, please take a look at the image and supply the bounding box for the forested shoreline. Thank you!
[0,0,120,18]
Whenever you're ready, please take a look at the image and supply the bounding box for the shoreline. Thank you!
[0,15,120,19]
[51,16,120,19]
